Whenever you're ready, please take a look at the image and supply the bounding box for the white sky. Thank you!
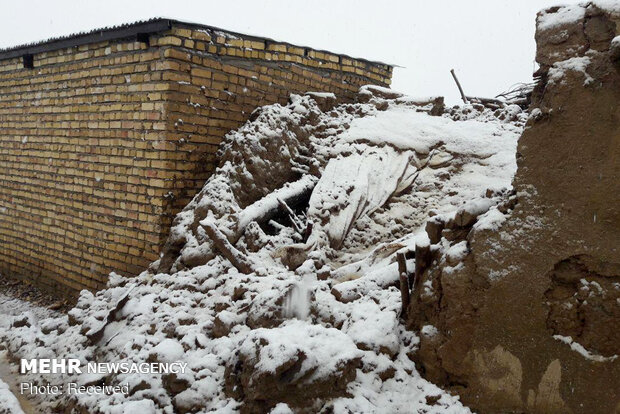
[1,0,561,104]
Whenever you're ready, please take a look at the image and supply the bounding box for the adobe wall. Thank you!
[0,21,392,298]
[407,4,619,413]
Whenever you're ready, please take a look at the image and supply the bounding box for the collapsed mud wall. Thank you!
[408,3,620,413]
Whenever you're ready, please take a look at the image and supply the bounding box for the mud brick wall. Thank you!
[0,20,392,298]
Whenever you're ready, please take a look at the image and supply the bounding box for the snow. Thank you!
[282,273,313,320]
[239,320,362,378]
[529,108,542,120]
[458,198,495,220]
[0,376,24,414]
[150,339,185,363]
[537,2,620,32]
[537,4,586,31]
[0,87,527,413]
[592,0,620,13]
[342,300,400,356]
[307,145,419,248]
[115,399,157,414]
[270,403,294,414]
[0,292,59,324]
[359,84,399,96]
[548,56,593,85]
[446,241,469,264]
[421,325,439,337]
[474,207,508,231]
[553,335,618,362]
[305,91,336,99]
[341,106,511,156]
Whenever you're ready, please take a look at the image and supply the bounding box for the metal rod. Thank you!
[450,69,468,104]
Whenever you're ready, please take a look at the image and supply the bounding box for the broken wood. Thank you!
[268,220,287,232]
[397,252,410,319]
[450,69,468,104]
[466,96,504,106]
[413,243,432,290]
[303,221,313,243]
[277,197,304,234]
[495,81,534,109]
[466,96,505,110]
[234,175,317,242]
[202,220,255,274]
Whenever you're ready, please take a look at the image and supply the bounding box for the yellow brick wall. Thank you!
[159,26,392,216]
[0,23,392,298]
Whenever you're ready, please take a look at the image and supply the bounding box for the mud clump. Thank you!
[408,3,620,413]
[545,255,620,357]
[224,322,362,413]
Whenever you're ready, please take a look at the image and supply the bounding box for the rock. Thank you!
[453,199,494,228]
[305,92,338,112]
[162,321,178,338]
[427,150,452,168]
[425,395,441,405]
[377,366,396,381]
[440,227,470,242]
[128,380,151,396]
[232,286,247,301]
[49,301,64,311]
[11,315,30,328]
[414,241,433,282]
[453,210,477,228]
[545,255,620,357]
[178,316,196,326]
[357,84,404,103]
[330,285,361,304]
[611,36,620,62]
[163,372,191,395]
[211,313,236,338]
[425,217,444,244]
[535,5,588,66]
[67,310,80,326]
[180,247,214,268]
[40,319,61,335]
[225,321,362,413]
[274,243,312,271]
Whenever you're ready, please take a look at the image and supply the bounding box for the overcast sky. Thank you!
[1,0,561,104]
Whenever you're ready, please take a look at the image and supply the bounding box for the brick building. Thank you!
[0,18,393,297]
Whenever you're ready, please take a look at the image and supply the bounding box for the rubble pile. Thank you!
[1,83,526,413]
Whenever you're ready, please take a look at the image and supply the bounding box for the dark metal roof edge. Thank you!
[0,18,396,68]
[0,18,172,60]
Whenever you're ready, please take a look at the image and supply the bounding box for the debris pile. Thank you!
[1,82,527,413]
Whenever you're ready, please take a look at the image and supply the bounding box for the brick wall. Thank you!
[0,20,393,298]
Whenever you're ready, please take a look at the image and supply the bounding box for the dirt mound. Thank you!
[408,3,620,413]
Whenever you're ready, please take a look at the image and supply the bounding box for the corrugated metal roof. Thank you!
[0,18,171,59]
[0,18,395,67]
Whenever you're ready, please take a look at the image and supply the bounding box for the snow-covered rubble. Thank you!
[0,87,526,413]
[0,375,24,414]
